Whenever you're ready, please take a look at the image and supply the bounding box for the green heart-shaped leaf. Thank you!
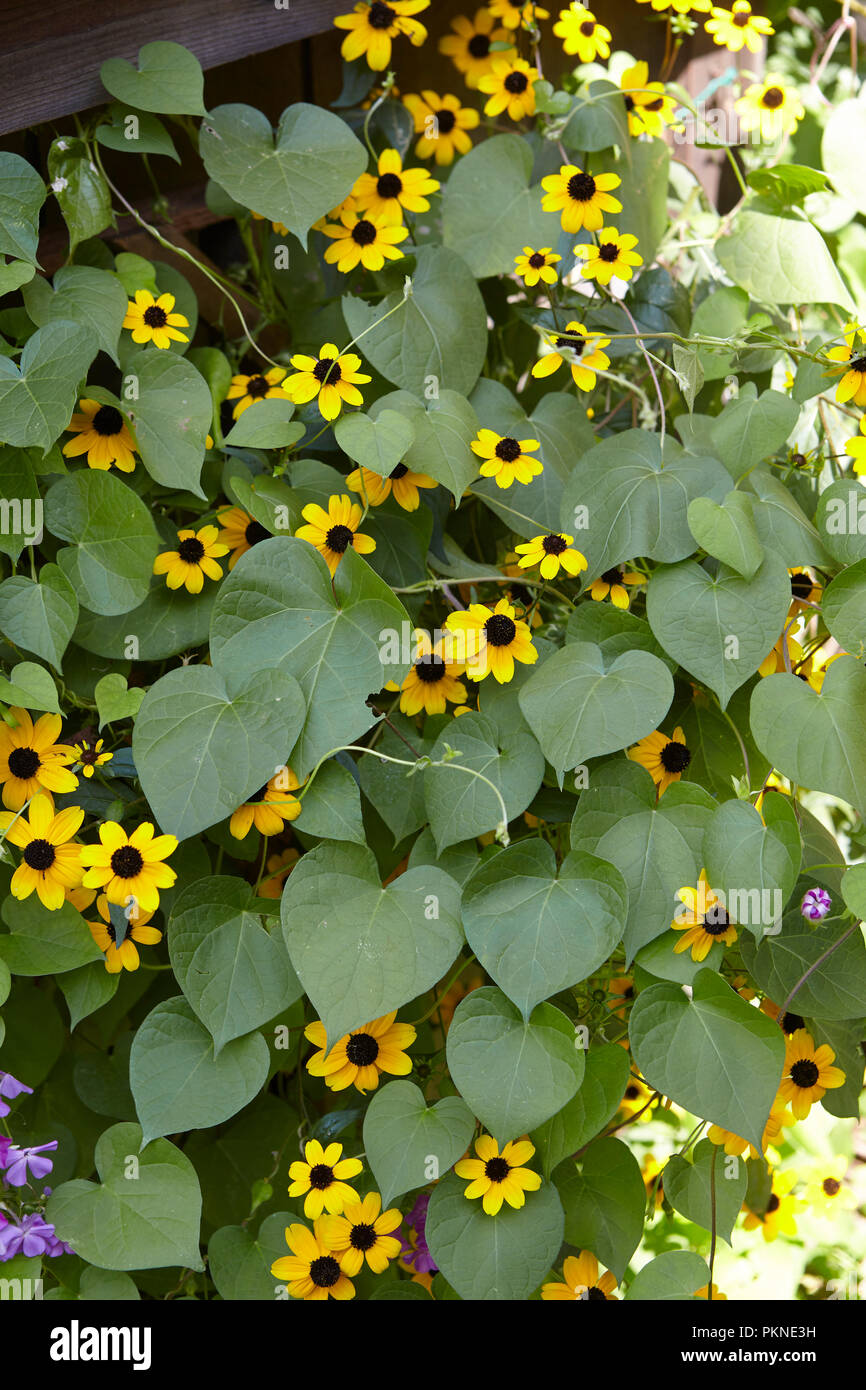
[100,41,207,116]
[702,792,801,938]
[94,672,144,727]
[0,151,46,264]
[663,1138,747,1244]
[0,661,60,712]
[687,492,763,578]
[363,1080,476,1206]
[0,565,77,670]
[125,351,212,497]
[44,470,160,617]
[208,1212,294,1301]
[333,409,415,478]
[555,1136,646,1281]
[0,321,95,451]
[625,1250,711,1300]
[424,710,545,852]
[441,133,562,277]
[822,559,866,656]
[740,912,866,1021]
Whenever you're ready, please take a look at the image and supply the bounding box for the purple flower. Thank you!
[1,1140,58,1187]
[399,1192,438,1277]
[0,1071,33,1119]
[0,1138,11,1169]
[0,1211,71,1260]
[801,887,832,921]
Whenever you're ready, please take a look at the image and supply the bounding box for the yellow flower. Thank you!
[271,1218,355,1300]
[542,1250,618,1300]
[226,366,290,419]
[577,227,643,286]
[694,1283,727,1300]
[438,9,515,88]
[0,794,83,911]
[71,737,113,780]
[319,1192,404,1275]
[514,531,588,580]
[587,566,646,608]
[514,246,561,286]
[489,0,551,26]
[257,847,299,899]
[295,494,377,575]
[641,1153,665,1207]
[398,631,467,716]
[707,1106,791,1159]
[0,708,78,811]
[62,398,137,472]
[735,75,804,140]
[845,413,866,470]
[671,869,738,962]
[122,290,189,349]
[552,5,612,61]
[801,1157,856,1216]
[216,506,272,570]
[152,525,229,594]
[478,57,539,121]
[705,0,774,52]
[333,1,429,71]
[287,1140,363,1218]
[777,1029,845,1121]
[351,147,440,224]
[229,768,302,840]
[322,209,408,273]
[455,1133,542,1215]
[304,1012,417,1093]
[759,998,806,1034]
[347,463,437,511]
[86,893,161,974]
[742,1169,800,1241]
[471,427,543,488]
[541,164,622,233]
[531,319,610,390]
[79,820,178,914]
[284,343,371,422]
[827,323,866,407]
[628,726,692,795]
[251,210,290,236]
[445,598,538,684]
[402,91,480,164]
[619,1074,655,1120]
[636,0,710,12]
[619,62,679,138]
[311,194,360,234]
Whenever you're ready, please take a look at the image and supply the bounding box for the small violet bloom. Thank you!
[2,1140,58,1187]
[801,886,832,922]
[0,1211,71,1260]
[0,1071,33,1119]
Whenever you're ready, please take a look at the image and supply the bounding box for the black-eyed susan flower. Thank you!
[0,794,83,911]
[845,414,866,470]
[606,974,635,1021]
[271,1219,355,1301]
[541,1250,618,1300]
[478,57,539,120]
[66,884,97,913]
[122,290,189,350]
[71,737,113,780]
[760,998,806,1033]
[295,494,376,575]
[351,148,440,224]
[628,725,692,795]
[641,1153,665,1207]
[0,708,78,811]
[489,0,551,25]
[742,1169,799,1241]
[471,428,543,488]
[514,246,561,286]
[705,0,774,51]
[80,820,178,914]
[319,1192,403,1275]
[671,869,737,962]
[216,506,272,570]
[552,4,612,60]
[788,567,821,612]
[152,525,229,595]
[514,532,588,580]
[827,323,866,407]
[347,462,437,511]
[86,893,162,974]
[588,566,646,608]
[62,398,137,473]
[455,1133,542,1215]
[257,846,299,900]
[288,1140,363,1217]
[777,1029,845,1121]
[619,62,679,138]
[398,631,467,716]
[541,163,622,233]
[802,1158,855,1217]
[757,629,804,678]
[334,0,429,70]
[707,1105,790,1159]
[618,1074,655,1120]
[322,208,409,273]
[229,768,302,840]
[577,227,643,286]
[445,598,538,683]
[636,0,710,12]
[226,366,290,419]
[403,90,480,164]
[304,1012,417,1093]
[735,75,804,140]
[438,8,515,87]
[531,320,610,391]
[285,343,371,422]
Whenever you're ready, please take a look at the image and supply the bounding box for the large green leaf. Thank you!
[44,470,160,616]
[200,103,366,245]
[74,581,215,661]
[296,757,365,844]
[462,840,627,1017]
[562,79,630,155]
[47,138,113,254]
[442,133,561,277]
[629,969,786,1148]
[0,445,41,562]
[281,841,463,1045]
[625,1250,711,1300]
[702,793,800,938]
[0,322,94,451]
[424,710,545,852]
[208,1211,293,1301]
[389,388,479,502]
[817,478,866,567]
[47,1122,204,1271]
[209,539,411,780]
[0,152,46,264]
[532,1043,631,1179]
[748,468,831,568]
[100,41,207,116]
[132,662,306,839]
[333,409,414,477]
[706,386,799,482]
[663,1138,747,1244]
[95,104,181,162]
[169,877,301,1053]
[716,208,855,311]
[446,987,585,1143]
[822,560,866,656]
[740,915,866,1022]
[0,895,102,976]
[554,1136,646,1281]
[363,1080,476,1206]
[125,351,211,496]
[687,492,763,578]
[23,266,128,367]
[0,565,78,669]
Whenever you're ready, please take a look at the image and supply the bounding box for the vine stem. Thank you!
[408,954,477,1026]
[717,703,751,786]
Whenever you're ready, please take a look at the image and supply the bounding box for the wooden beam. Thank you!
[0,0,348,136]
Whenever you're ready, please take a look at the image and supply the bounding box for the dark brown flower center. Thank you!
[494,436,521,462]
[822,1177,841,1196]
[701,904,730,935]
[468,33,491,56]
[178,536,206,564]
[389,463,409,479]
[624,95,635,111]
[790,1058,819,1088]
[599,241,620,263]
[245,520,271,546]
[326,524,353,554]
[790,573,812,598]
[601,568,622,585]
[733,9,750,22]
[351,219,377,246]
[23,838,55,871]
[485,614,517,646]
[309,1164,335,1191]
[567,172,596,203]
[659,741,691,773]
[765,1193,781,1213]
[143,304,168,328]
[585,1286,607,1300]
[541,533,568,555]
[851,355,866,372]
[246,375,270,398]
[504,70,529,94]
[781,1011,804,1033]
[314,357,342,384]
[93,405,124,436]
[484,1156,510,1182]
[556,332,585,354]
[377,172,403,199]
[346,1032,379,1066]
[110,845,144,879]
[436,108,457,134]
[644,97,664,112]
[310,1254,341,1287]
[528,252,546,268]
[762,86,784,109]
[580,19,597,34]
[349,1222,377,1251]
[415,655,447,684]
[8,746,40,780]
[368,2,396,28]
